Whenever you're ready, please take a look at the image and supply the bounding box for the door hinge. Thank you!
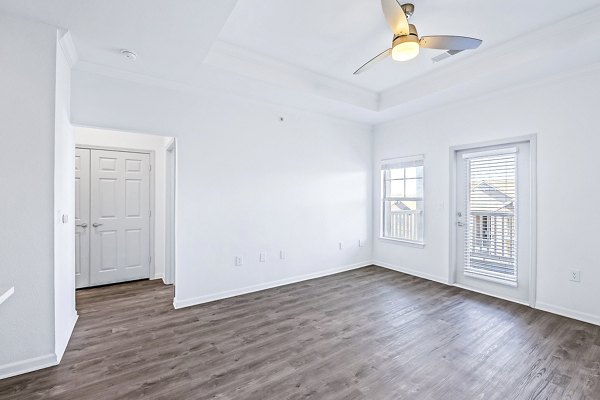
[148,209,151,217]
[149,255,152,264]
[149,164,152,171]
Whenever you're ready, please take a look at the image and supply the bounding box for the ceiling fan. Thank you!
[354,0,482,75]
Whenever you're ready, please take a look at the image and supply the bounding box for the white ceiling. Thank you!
[0,0,238,82]
[219,0,600,92]
[1,0,599,124]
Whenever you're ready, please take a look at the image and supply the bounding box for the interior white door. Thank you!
[75,148,91,288]
[455,141,531,303]
[89,150,151,286]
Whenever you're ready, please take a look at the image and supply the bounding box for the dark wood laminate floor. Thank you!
[1,266,599,400]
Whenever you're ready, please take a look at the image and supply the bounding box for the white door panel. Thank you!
[89,150,150,286]
[455,141,531,303]
[75,148,90,288]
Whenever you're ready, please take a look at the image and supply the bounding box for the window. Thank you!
[381,155,424,244]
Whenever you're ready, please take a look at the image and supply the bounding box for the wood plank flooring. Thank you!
[1,266,599,399]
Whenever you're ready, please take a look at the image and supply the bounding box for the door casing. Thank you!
[75,148,91,288]
[449,135,537,307]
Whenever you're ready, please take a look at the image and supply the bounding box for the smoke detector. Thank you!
[120,49,137,61]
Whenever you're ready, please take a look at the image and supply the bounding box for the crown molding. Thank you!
[204,40,380,111]
[57,29,78,68]
[73,60,382,125]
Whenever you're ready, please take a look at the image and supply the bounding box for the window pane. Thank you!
[405,179,418,198]
[387,180,405,197]
[389,168,404,180]
[383,200,424,242]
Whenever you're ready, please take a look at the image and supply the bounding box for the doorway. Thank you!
[450,136,537,306]
[75,147,152,288]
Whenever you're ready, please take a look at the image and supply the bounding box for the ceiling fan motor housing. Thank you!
[392,34,419,49]
[393,24,419,46]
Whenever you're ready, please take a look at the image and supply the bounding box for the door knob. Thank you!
[77,223,88,228]
[92,222,103,228]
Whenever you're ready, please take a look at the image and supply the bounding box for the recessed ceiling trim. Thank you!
[205,40,380,111]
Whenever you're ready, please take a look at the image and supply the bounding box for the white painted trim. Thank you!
[152,273,165,282]
[536,302,600,327]
[55,312,78,363]
[373,260,448,285]
[0,354,58,380]
[205,40,379,111]
[173,261,372,309]
[380,154,425,166]
[528,136,538,308]
[452,283,529,306]
[164,139,177,286]
[448,135,538,307]
[378,237,425,248]
[0,287,14,305]
[57,30,79,68]
[461,147,518,159]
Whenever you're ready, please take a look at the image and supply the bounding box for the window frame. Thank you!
[379,155,426,247]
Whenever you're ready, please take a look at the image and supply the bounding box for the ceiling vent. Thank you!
[432,50,463,63]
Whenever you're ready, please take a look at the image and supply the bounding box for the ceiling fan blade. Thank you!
[420,36,482,50]
[381,0,410,36]
[353,49,392,75]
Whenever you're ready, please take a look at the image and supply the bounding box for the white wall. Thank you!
[74,126,172,281]
[53,32,77,363]
[373,65,600,325]
[0,14,62,377]
[71,69,373,307]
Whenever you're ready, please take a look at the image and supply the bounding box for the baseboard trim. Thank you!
[373,261,599,327]
[373,260,448,285]
[56,312,79,363]
[536,302,600,326]
[453,283,530,307]
[0,353,58,380]
[152,273,165,282]
[173,261,372,309]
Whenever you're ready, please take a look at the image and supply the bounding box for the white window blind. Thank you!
[381,156,424,243]
[464,149,518,283]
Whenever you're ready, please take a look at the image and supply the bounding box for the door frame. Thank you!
[448,134,537,307]
[164,138,176,285]
[76,145,156,281]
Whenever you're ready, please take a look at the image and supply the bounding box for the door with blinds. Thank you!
[455,141,531,303]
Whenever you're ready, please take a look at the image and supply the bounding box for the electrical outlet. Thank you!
[280,250,286,260]
[338,242,343,250]
[569,269,581,282]
[259,252,266,262]
[235,256,243,266]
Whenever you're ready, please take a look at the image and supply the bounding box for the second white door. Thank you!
[455,141,531,303]
[76,148,151,287]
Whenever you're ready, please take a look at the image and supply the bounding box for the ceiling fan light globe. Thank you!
[392,40,419,61]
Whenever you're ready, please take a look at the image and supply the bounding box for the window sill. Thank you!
[379,237,425,248]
